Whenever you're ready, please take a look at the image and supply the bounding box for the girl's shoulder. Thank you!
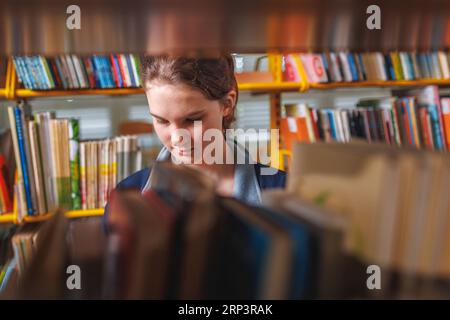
[254,163,287,190]
[115,167,151,191]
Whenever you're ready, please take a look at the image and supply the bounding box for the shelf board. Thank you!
[15,88,145,98]
[0,213,16,224]
[21,208,104,223]
[309,79,450,89]
[12,80,450,99]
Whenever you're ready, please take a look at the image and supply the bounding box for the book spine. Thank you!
[110,54,121,87]
[79,142,87,210]
[28,120,47,214]
[14,107,35,216]
[69,119,81,210]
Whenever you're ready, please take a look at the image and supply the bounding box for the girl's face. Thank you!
[145,82,236,164]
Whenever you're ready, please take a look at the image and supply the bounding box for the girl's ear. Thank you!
[222,90,237,117]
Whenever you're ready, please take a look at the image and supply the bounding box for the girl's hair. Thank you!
[141,54,238,129]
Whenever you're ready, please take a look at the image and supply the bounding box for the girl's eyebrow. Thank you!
[149,112,167,121]
[150,110,205,121]
[185,110,205,118]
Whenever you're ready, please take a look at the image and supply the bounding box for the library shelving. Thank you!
[3,52,450,221]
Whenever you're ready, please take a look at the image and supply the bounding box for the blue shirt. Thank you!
[103,142,287,229]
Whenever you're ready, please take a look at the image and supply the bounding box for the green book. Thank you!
[69,119,81,210]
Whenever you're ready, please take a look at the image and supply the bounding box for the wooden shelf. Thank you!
[13,82,304,98]
[309,79,450,89]
[8,80,450,99]
[0,213,16,224]
[15,88,145,98]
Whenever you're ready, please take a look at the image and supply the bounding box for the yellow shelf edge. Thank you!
[9,79,450,99]
[21,208,104,223]
[0,213,16,224]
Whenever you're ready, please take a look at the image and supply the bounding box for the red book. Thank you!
[110,54,121,88]
[401,100,413,146]
[83,58,96,88]
[0,156,12,212]
[419,107,433,150]
[309,109,320,140]
[117,54,128,87]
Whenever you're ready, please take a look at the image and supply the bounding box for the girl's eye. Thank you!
[156,119,169,125]
[186,117,202,123]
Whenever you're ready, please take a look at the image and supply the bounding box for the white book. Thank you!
[374,53,387,81]
[399,53,411,80]
[65,54,80,88]
[338,52,352,82]
[438,51,450,79]
[129,54,141,87]
[72,54,88,88]
[329,53,343,82]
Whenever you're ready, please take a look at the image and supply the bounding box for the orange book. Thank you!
[280,117,300,152]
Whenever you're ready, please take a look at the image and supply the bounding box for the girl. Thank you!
[107,54,286,216]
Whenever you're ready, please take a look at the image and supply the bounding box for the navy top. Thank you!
[115,163,286,192]
[103,163,287,231]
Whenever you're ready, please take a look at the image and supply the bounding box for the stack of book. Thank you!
[2,148,450,299]
[80,136,141,210]
[7,101,142,219]
[284,51,450,83]
[275,141,450,298]
[280,86,450,153]
[12,54,142,90]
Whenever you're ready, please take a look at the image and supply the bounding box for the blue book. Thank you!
[23,57,36,90]
[384,54,396,80]
[32,56,44,89]
[428,104,444,150]
[257,206,314,299]
[102,56,115,88]
[327,110,337,140]
[126,54,136,87]
[89,57,100,88]
[91,56,104,88]
[112,54,123,87]
[20,57,33,89]
[406,53,416,79]
[425,53,434,79]
[347,53,358,81]
[12,57,27,89]
[357,54,367,80]
[14,107,35,216]
[103,56,114,88]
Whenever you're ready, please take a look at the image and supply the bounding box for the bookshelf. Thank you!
[3,52,450,221]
